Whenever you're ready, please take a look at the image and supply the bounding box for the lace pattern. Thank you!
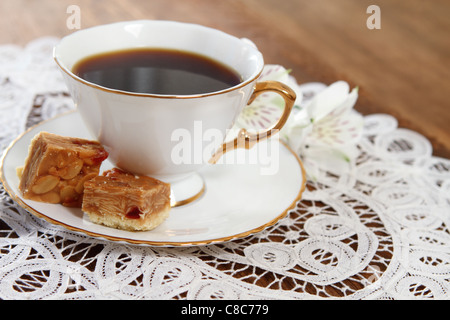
[0,38,449,299]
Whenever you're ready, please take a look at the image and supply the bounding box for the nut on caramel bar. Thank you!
[82,168,171,231]
[18,131,108,207]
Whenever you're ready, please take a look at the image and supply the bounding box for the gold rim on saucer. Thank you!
[0,111,306,247]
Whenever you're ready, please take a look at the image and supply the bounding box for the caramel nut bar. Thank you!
[82,168,171,232]
[18,131,109,207]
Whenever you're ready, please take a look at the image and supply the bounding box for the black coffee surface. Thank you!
[72,48,242,95]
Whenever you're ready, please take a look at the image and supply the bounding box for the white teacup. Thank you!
[54,20,296,205]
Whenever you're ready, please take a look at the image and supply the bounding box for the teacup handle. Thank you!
[209,80,296,164]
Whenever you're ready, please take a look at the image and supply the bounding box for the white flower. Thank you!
[306,81,361,147]
[287,81,363,179]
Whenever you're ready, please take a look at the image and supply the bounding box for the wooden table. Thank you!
[1,0,449,158]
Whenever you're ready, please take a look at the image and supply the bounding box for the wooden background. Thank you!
[1,0,449,157]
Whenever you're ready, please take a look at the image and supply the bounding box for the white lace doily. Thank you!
[0,38,449,300]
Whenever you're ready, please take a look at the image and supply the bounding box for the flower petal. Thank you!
[308,110,364,147]
[237,99,283,131]
[301,144,358,177]
[282,124,312,154]
[306,81,350,122]
[259,64,291,83]
[326,87,359,118]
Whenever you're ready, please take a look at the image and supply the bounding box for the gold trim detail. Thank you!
[209,80,296,164]
[0,111,306,247]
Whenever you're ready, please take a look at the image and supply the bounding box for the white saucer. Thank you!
[0,111,306,246]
